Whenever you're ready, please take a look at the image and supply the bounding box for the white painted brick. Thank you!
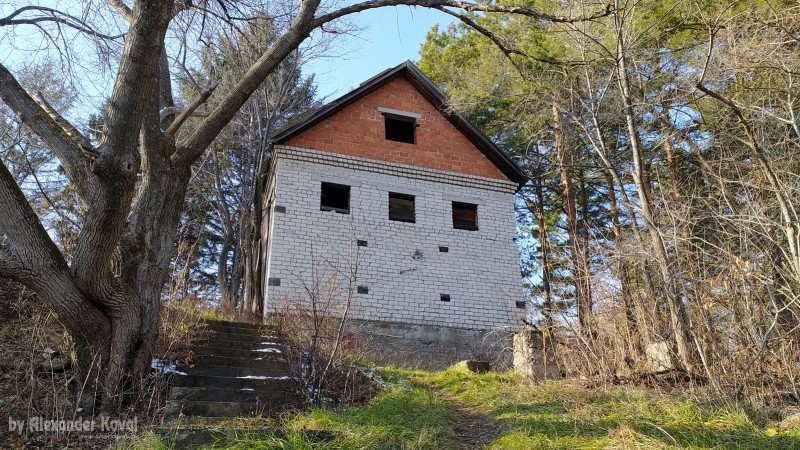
[263,147,523,331]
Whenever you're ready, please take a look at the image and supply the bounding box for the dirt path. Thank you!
[437,389,501,449]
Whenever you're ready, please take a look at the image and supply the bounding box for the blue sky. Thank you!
[0,3,454,118]
[302,6,455,100]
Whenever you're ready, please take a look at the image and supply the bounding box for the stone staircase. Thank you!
[162,319,299,426]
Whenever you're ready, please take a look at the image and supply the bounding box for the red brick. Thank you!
[285,77,506,180]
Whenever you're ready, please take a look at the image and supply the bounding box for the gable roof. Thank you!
[269,61,528,186]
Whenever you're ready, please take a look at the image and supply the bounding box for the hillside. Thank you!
[124,365,800,449]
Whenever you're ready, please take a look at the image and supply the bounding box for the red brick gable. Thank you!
[284,77,507,180]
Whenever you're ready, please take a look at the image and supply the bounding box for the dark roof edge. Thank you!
[270,61,528,186]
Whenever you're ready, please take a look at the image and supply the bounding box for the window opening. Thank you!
[452,202,478,230]
[389,192,415,223]
[385,117,416,143]
[320,182,350,213]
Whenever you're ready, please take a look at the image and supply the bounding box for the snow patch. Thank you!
[255,348,282,353]
[236,375,291,380]
[151,358,187,376]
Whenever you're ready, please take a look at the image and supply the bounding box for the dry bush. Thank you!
[269,254,378,407]
[542,265,800,408]
[0,280,209,448]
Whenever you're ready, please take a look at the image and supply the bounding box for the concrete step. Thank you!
[165,400,281,420]
[198,331,281,348]
[169,386,299,404]
[172,373,294,390]
[190,345,286,359]
[192,337,277,350]
[200,330,279,343]
[182,363,289,379]
[189,354,286,368]
[202,319,264,332]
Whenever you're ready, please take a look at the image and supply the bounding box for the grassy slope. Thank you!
[128,367,800,450]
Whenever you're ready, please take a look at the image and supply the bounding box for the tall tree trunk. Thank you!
[605,170,643,364]
[553,105,593,336]
[533,178,554,330]
[614,5,696,373]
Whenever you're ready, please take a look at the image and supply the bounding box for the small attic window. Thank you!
[385,117,415,143]
[380,108,420,144]
[320,182,350,214]
[388,192,415,223]
[453,202,478,230]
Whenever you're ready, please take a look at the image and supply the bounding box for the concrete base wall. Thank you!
[513,330,561,380]
[349,319,514,371]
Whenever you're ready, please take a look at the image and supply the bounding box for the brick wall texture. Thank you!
[284,76,507,180]
[263,146,524,331]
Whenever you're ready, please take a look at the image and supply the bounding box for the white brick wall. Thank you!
[263,146,524,331]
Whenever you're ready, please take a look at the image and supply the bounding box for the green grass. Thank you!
[208,372,456,449]
[134,365,800,449]
[408,367,800,449]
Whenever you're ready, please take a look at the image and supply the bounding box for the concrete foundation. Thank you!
[349,319,513,371]
[513,330,561,380]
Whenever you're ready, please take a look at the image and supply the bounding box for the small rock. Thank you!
[38,355,71,373]
[455,360,491,373]
[780,408,800,432]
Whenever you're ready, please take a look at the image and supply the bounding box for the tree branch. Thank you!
[433,6,566,68]
[0,63,96,204]
[175,0,322,165]
[313,0,612,28]
[0,157,111,345]
[166,81,218,138]
[33,91,99,160]
[107,0,134,22]
[159,107,210,123]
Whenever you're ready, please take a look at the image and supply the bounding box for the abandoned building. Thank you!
[260,61,527,367]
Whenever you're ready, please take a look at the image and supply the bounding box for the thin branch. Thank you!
[166,81,219,138]
[159,106,210,124]
[24,153,81,230]
[0,6,125,40]
[433,6,568,69]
